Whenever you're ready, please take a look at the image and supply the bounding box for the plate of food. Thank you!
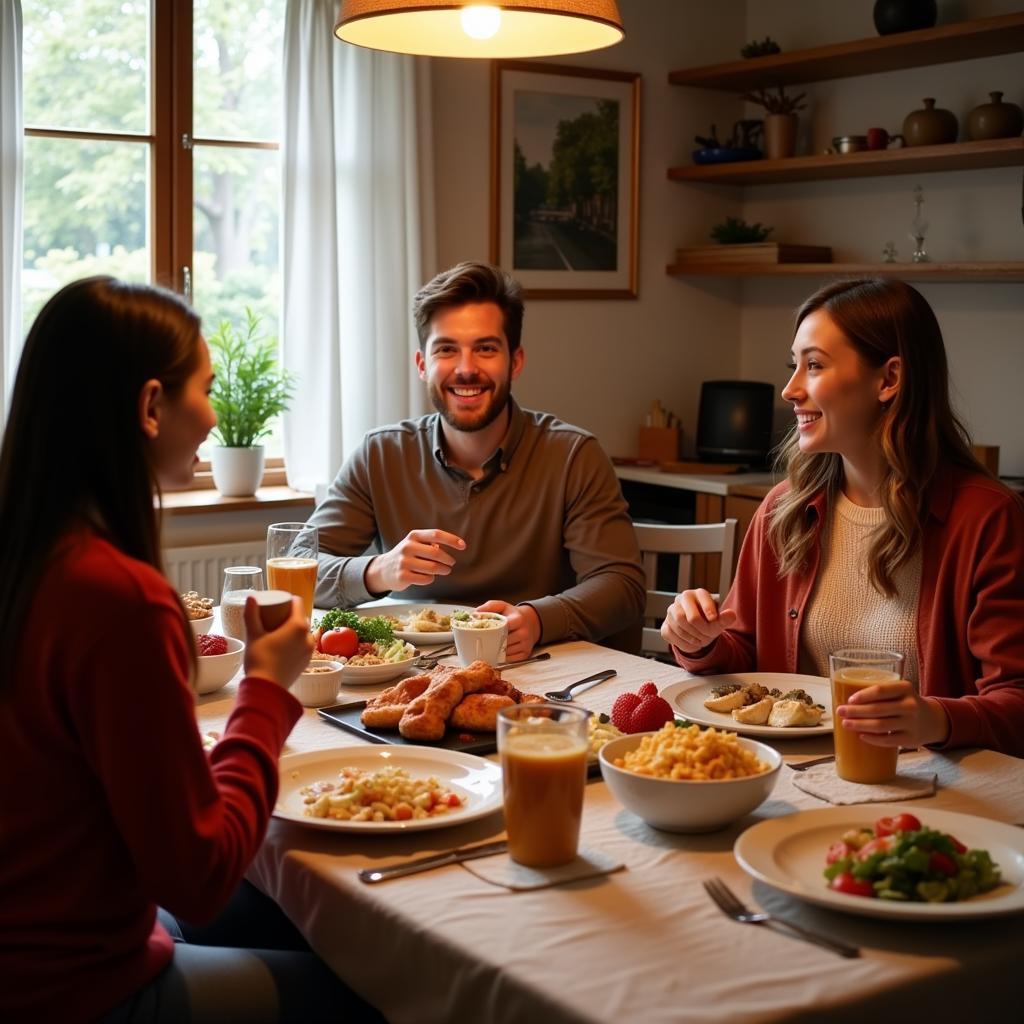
[734,804,1024,920]
[274,744,502,833]
[660,673,832,737]
[375,604,474,645]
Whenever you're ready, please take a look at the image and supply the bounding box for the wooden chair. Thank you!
[634,520,738,660]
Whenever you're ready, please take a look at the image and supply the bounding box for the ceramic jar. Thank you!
[873,0,937,35]
[903,98,958,147]
[967,92,1023,141]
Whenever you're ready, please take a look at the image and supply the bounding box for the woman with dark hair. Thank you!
[0,279,364,1022]
[662,278,1024,757]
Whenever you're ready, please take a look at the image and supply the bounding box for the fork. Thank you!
[411,644,456,668]
[544,669,616,701]
[703,877,859,958]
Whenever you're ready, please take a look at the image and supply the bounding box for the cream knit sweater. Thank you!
[799,492,921,682]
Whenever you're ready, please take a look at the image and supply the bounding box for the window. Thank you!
[22,0,285,462]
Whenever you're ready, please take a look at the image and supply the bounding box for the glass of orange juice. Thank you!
[829,648,905,784]
[266,522,318,621]
[497,703,589,868]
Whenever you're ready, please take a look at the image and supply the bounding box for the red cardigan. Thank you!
[0,530,302,1022]
[675,467,1024,758]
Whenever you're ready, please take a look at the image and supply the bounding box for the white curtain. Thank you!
[1,0,23,417]
[281,0,435,493]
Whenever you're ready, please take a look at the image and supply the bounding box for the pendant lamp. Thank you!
[334,1,625,58]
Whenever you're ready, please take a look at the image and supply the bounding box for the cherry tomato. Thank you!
[319,627,359,658]
[874,813,922,837]
[826,841,853,865]
[948,835,968,855]
[929,851,958,877]
[857,836,895,860]
[830,872,876,898]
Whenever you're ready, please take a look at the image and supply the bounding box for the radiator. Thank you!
[163,542,266,600]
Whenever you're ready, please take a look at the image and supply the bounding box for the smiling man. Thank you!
[308,261,645,660]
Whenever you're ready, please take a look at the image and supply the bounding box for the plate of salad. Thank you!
[312,609,418,685]
[734,804,1024,920]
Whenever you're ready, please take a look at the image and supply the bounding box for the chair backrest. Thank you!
[633,519,738,658]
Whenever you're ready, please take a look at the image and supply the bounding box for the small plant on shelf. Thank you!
[710,217,773,244]
[741,86,807,115]
[740,36,781,58]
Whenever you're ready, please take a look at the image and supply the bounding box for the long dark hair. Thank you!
[0,277,202,670]
[768,278,982,596]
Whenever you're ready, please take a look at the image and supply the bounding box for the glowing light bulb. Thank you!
[460,5,501,40]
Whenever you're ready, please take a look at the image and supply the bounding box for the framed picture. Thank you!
[490,61,640,299]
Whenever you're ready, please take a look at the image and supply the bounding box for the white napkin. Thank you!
[460,846,624,891]
[792,753,938,805]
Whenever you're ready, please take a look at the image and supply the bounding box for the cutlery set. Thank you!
[358,839,509,884]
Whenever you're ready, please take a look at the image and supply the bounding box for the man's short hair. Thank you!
[413,262,524,354]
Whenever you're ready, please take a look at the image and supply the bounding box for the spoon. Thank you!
[544,669,617,702]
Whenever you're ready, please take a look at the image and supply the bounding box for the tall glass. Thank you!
[220,566,264,641]
[497,704,588,868]
[266,522,318,621]
[829,648,905,784]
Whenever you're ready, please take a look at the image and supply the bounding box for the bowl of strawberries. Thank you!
[195,633,244,695]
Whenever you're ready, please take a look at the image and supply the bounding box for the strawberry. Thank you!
[197,633,229,657]
[627,695,675,734]
[637,681,659,698]
[611,692,642,731]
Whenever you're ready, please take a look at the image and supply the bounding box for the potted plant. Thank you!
[206,309,296,497]
[742,86,807,159]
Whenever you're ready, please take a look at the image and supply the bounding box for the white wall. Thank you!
[430,0,1024,473]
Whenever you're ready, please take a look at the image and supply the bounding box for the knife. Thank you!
[357,839,508,884]
[494,652,552,670]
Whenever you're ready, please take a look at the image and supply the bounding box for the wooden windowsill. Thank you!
[160,485,315,517]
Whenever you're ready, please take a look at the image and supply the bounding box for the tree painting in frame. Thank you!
[491,62,640,299]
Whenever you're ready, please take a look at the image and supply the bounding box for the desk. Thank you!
[197,644,1024,1024]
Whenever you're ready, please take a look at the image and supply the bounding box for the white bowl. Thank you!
[291,661,345,707]
[195,635,245,694]
[599,732,782,833]
[340,643,418,685]
[189,614,214,637]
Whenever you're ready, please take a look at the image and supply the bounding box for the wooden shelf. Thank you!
[665,262,1024,282]
[668,12,1024,91]
[668,137,1024,185]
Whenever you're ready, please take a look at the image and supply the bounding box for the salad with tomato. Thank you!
[824,812,1002,903]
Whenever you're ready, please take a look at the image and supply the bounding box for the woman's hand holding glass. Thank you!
[241,595,314,690]
[838,680,950,748]
[661,588,738,654]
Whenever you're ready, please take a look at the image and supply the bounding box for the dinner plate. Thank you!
[660,673,832,737]
[274,745,503,833]
[734,804,1024,921]
[356,603,473,646]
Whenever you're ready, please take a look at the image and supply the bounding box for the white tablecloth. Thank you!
[195,642,1024,1024]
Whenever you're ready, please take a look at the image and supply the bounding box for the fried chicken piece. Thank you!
[519,693,545,704]
[361,674,433,729]
[449,660,502,694]
[472,678,523,702]
[399,676,465,741]
[450,693,515,732]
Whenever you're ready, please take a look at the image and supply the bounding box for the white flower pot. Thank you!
[210,446,265,497]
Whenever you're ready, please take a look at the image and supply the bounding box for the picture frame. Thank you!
[490,61,640,299]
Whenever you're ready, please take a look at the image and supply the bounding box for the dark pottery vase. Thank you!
[903,98,958,146]
[873,0,937,35]
[967,92,1023,141]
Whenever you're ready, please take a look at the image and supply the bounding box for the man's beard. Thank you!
[429,374,512,433]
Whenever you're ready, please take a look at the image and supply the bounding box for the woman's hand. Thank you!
[836,680,950,748]
[242,595,314,689]
[660,588,737,655]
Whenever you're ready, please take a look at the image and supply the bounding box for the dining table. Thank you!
[194,639,1024,1024]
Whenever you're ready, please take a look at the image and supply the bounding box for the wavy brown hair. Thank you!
[767,278,982,597]
[0,277,202,684]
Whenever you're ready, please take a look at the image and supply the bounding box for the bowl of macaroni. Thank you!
[598,722,781,833]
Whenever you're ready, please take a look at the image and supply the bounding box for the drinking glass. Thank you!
[829,648,906,783]
[220,566,264,641]
[266,522,319,621]
[497,703,588,868]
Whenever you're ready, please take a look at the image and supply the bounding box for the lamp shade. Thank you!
[335,1,625,58]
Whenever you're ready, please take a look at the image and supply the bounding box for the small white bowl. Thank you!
[189,614,214,637]
[291,661,345,707]
[195,635,245,694]
[599,732,782,833]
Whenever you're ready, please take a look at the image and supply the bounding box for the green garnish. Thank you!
[315,609,395,644]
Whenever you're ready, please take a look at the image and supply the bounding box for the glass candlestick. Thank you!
[909,185,930,263]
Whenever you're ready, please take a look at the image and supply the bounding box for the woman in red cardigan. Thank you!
[0,279,373,1022]
[663,278,1024,758]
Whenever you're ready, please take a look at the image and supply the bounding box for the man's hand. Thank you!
[364,529,465,593]
[475,600,541,662]
[661,588,737,654]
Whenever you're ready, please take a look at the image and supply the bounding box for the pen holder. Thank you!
[638,427,682,463]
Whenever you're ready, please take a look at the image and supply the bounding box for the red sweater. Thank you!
[0,530,302,1022]
[675,467,1024,758]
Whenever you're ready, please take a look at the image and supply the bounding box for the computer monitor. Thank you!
[696,380,775,464]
